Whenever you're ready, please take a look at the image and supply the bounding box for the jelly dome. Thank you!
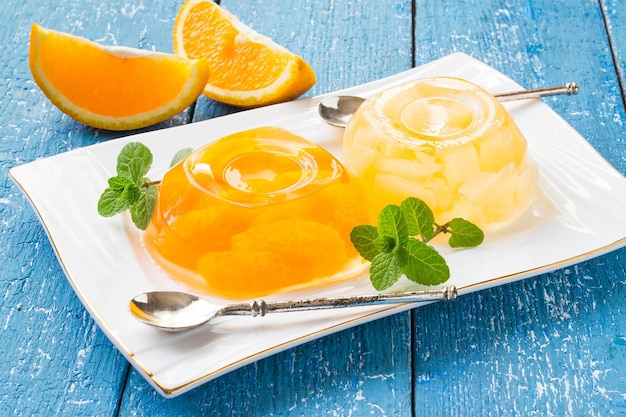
[144,126,371,299]
[343,77,537,231]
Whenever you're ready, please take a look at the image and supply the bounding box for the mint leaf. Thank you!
[448,218,484,248]
[375,235,397,253]
[403,239,450,285]
[107,175,134,190]
[369,252,403,291]
[110,175,141,204]
[377,204,409,247]
[117,142,153,184]
[124,184,142,206]
[98,187,131,217]
[400,197,435,240]
[395,246,409,268]
[170,148,193,167]
[350,224,380,261]
[130,185,158,230]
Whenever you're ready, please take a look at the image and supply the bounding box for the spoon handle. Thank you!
[220,286,457,317]
[494,82,579,102]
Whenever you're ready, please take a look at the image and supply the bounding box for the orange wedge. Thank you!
[29,23,210,131]
[173,0,316,107]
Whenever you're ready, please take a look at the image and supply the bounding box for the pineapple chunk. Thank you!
[374,173,438,209]
[441,143,480,190]
[477,126,526,172]
[375,155,440,181]
[459,163,518,223]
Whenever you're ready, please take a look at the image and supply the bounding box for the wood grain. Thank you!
[0,0,190,415]
[411,0,626,415]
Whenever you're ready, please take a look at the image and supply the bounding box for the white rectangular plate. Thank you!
[10,53,626,397]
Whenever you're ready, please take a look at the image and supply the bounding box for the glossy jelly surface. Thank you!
[144,126,371,299]
[343,77,537,230]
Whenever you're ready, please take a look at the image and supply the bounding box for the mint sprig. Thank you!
[350,197,484,291]
[97,142,156,230]
[97,143,193,230]
[97,142,193,229]
[98,142,192,230]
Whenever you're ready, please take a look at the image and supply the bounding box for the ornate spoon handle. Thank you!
[220,286,457,317]
[494,82,579,102]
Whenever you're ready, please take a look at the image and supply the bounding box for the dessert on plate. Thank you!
[343,76,537,231]
[144,126,371,299]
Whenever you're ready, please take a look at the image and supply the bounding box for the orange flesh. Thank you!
[179,1,289,90]
[145,127,370,299]
[35,29,194,117]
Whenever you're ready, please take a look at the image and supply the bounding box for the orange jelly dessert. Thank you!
[144,126,371,299]
[343,77,537,231]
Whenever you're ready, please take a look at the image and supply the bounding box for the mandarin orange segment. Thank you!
[313,181,371,255]
[196,251,293,299]
[29,24,210,131]
[149,205,250,269]
[248,195,316,226]
[231,219,349,277]
[173,0,316,107]
[146,224,199,270]
[157,162,221,220]
[169,208,248,248]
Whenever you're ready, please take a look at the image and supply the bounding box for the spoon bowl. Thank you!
[317,95,366,127]
[130,291,222,332]
[317,82,579,128]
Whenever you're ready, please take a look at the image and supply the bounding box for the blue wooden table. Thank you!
[2,0,625,415]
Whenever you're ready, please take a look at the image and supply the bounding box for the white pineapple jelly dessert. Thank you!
[342,76,537,231]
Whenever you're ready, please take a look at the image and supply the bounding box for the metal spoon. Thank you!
[318,82,579,128]
[129,286,457,332]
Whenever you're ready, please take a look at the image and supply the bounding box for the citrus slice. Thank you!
[173,0,316,107]
[29,23,210,131]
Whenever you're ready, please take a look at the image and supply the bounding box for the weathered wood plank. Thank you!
[0,0,190,415]
[603,0,626,97]
[411,0,626,415]
[120,313,412,416]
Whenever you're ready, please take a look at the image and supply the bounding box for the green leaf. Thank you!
[107,175,134,190]
[130,185,158,230]
[400,197,435,240]
[448,218,485,248]
[97,187,130,217]
[374,235,397,253]
[403,239,450,285]
[170,148,193,167]
[117,142,153,184]
[350,224,380,261]
[124,184,142,206]
[377,204,409,247]
[394,246,409,268]
[369,252,403,291]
